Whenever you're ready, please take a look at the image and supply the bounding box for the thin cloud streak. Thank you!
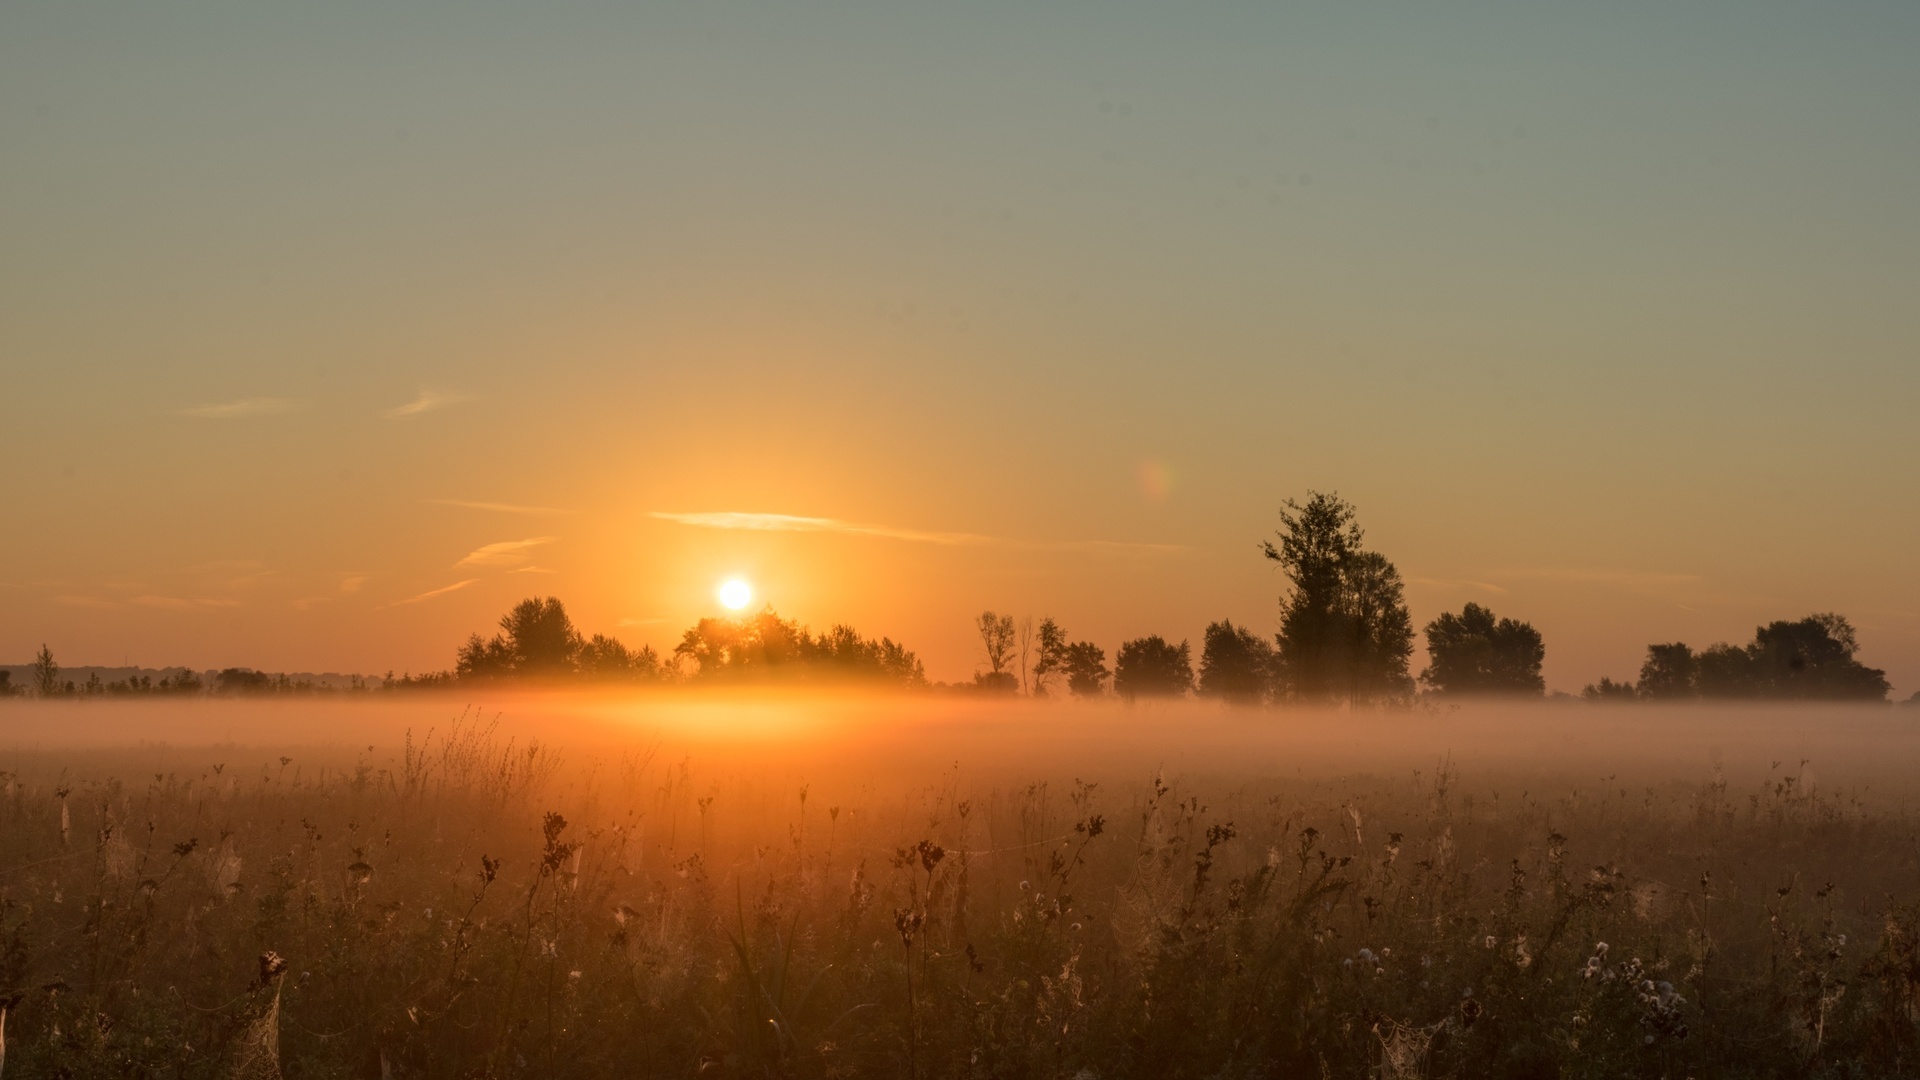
[454,537,558,569]
[182,397,296,419]
[388,579,477,607]
[1499,567,1703,587]
[130,595,243,610]
[431,499,570,516]
[1409,577,1511,594]
[386,390,467,419]
[650,511,1182,554]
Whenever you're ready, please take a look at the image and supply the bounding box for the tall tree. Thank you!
[1114,636,1193,700]
[1262,493,1414,704]
[1197,620,1274,705]
[1420,603,1545,696]
[975,611,1017,693]
[1030,618,1070,698]
[1061,641,1110,698]
[30,644,60,697]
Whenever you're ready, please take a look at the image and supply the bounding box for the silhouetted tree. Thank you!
[1030,618,1070,697]
[1636,643,1698,700]
[1582,677,1637,702]
[498,597,582,676]
[975,611,1018,694]
[1616,614,1888,702]
[1114,636,1193,700]
[578,634,662,682]
[31,645,59,697]
[673,609,925,685]
[1750,614,1889,700]
[1198,620,1274,705]
[1263,493,1414,704]
[1420,603,1545,697]
[1061,641,1110,698]
[1694,643,1756,697]
[0,671,15,697]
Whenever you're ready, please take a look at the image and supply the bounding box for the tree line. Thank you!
[964,492,1893,705]
[4,492,1902,702]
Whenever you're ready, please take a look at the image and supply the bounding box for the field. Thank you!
[2,696,1919,1078]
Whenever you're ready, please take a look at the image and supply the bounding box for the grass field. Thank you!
[2,696,1918,1078]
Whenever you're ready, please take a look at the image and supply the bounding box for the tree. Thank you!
[1198,620,1274,705]
[1262,493,1415,704]
[975,611,1017,694]
[0,670,15,697]
[1030,618,1070,698]
[1061,641,1110,698]
[1621,614,1888,702]
[1636,643,1697,700]
[672,609,925,686]
[1114,636,1193,700]
[1749,614,1889,700]
[1419,603,1545,697]
[578,634,661,682]
[31,644,60,697]
[499,597,582,676]
[1694,643,1757,698]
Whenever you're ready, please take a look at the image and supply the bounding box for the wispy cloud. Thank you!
[1498,567,1703,588]
[454,537,558,569]
[182,397,296,419]
[130,595,243,610]
[385,389,467,419]
[339,574,368,594]
[388,579,477,607]
[52,594,116,609]
[431,499,570,516]
[1408,577,1510,594]
[650,511,1182,554]
[507,565,558,575]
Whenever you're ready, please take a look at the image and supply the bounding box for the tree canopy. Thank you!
[1197,620,1274,705]
[1114,636,1193,700]
[1420,603,1545,697]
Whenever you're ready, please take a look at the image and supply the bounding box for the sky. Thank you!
[3,1,1917,693]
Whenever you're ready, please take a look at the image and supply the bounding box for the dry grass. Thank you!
[2,696,1919,1077]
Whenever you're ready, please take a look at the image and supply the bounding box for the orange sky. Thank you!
[3,3,1917,693]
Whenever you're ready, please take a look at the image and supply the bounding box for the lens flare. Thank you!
[718,578,753,610]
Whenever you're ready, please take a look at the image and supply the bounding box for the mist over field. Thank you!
[7,695,1919,795]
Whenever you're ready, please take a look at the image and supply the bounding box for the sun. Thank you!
[718,578,753,611]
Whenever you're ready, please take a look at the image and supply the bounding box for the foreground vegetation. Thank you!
[3,713,1920,1078]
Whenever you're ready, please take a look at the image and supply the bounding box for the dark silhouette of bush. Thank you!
[1262,493,1414,704]
[1197,620,1273,705]
[1114,636,1193,700]
[1419,603,1545,697]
